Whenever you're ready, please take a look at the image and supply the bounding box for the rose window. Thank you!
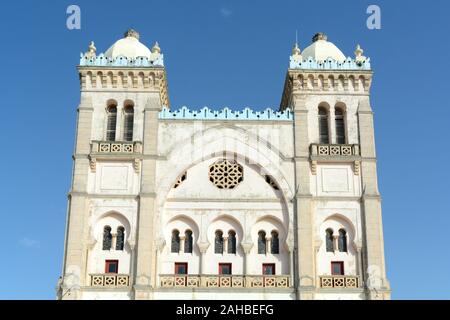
[209,159,243,189]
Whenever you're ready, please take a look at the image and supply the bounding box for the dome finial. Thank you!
[152,41,161,54]
[85,41,96,58]
[312,32,327,42]
[124,29,140,40]
[292,42,301,56]
[355,44,367,62]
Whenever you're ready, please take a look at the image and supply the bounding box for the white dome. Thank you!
[302,33,346,62]
[105,29,152,59]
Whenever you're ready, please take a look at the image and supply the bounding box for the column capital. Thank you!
[240,241,253,254]
[198,241,210,254]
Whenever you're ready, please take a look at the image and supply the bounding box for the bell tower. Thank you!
[281,33,390,300]
[59,29,169,299]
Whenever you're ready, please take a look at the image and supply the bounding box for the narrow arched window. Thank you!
[271,231,280,254]
[116,226,125,251]
[318,107,329,144]
[335,107,346,144]
[171,230,180,253]
[228,231,236,254]
[123,105,134,141]
[106,105,117,141]
[326,228,334,252]
[258,231,267,254]
[184,230,193,253]
[338,229,348,252]
[215,230,224,254]
[102,226,112,250]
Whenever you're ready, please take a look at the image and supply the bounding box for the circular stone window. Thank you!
[209,159,243,189]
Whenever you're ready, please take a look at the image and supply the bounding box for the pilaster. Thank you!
[134,95,161,299]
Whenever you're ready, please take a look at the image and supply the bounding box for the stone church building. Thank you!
[57,30,391,300]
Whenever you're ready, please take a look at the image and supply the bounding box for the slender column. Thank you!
[241,242,253,287]
[179,236,186,254]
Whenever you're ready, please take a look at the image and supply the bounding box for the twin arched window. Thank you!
[214,230,237,254]
[105,101,134,142]
[318,106,346,144]
[171,229,194,253]
[258,230,280,254]
[102,225,125,251]
[325,228,348,253]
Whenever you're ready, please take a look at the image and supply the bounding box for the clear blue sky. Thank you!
[1,0,449,300]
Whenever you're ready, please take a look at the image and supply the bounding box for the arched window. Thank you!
[171,230,180,253]
[102,226,112,250]
[318,107,330,144]
[215,230,224,254]
[338,229,348,252]
[228,231,236,254]
[258,231,267,254]
[271,231,280,254]
[106,105,117,141]
[335,107,346,144]
[123,105,134,141]
[326,228,334,252]
[116,226,125,251]
[184,230,193,253]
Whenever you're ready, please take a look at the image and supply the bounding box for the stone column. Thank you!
[357,97,390,300]
[180,236,186,254]
[134,96,160,300]
[241,242,253,287]
[198,242,209,274]
[292,94,315,300]
[60,96,94,300]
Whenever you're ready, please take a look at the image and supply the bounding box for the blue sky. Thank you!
[1,0,449,299]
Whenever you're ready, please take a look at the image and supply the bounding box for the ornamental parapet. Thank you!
[309,144,361,175]
[290,57,370,70]
[158,106,293,121]
[89,141,143,173]
[159,274,291,289]
[318,275,360,289]
[80,53,164,67]
[90,274,130,287]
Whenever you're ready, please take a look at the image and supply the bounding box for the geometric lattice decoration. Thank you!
[209,159,243,189]
[265,175,279,190]
[173,171,187,189]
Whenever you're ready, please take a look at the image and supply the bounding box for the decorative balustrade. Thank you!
[289,57,371,70]
[91,141,142,154]
[310,144,360,157]
[90,274,130,287]
[159,275,291,289]
[319,276,360,289]
[80,53,164,67]
[159,106,293,121]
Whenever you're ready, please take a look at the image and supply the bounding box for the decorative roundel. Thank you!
[209,159,243,189]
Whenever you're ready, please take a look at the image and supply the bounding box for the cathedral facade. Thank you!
[58,30,390,300]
